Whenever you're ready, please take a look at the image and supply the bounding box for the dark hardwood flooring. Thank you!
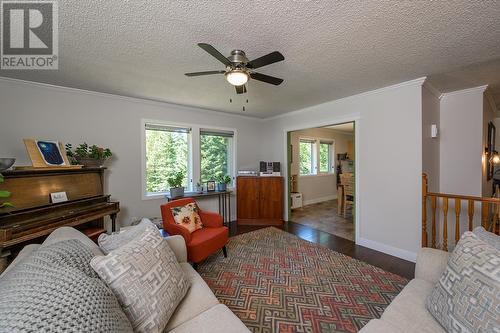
[229,221,415,280]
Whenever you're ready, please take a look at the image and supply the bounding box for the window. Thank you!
[143,121,236,198]
[200,129,234,184]
[145,124,190,195]
[319,141,333,173]
[299,139,316,175]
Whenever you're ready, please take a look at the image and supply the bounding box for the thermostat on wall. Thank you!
[431,124,438,138]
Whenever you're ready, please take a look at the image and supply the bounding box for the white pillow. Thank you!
[98,218,153,254]
[91,223,190,333]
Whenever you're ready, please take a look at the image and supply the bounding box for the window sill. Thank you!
[299,173,335,178]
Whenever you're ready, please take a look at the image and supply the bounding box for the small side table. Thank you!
[165,191,232,229]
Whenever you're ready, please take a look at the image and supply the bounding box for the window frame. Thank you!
[141,119,237,200]
[298,137,335,177]
[199,129,235,186]
[319,140,334,174]
[299,138,317,176]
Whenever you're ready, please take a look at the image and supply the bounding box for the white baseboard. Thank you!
[303,194,337,206]
[357,237,417,262]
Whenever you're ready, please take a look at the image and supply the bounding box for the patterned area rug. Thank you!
[198,227,407,333]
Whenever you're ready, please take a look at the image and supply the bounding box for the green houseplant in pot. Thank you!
[0,174,13,209]
[216,174,231,192]
[65,143,112,167]
[168,171,185,198]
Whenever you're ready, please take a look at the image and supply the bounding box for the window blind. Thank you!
[200,129,234,138]
[300,138,315,144]
[145,123,191,133]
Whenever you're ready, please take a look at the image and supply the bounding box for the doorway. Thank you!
[287,122,355,240]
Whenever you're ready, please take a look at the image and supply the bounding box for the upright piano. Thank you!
[0,167,119,253]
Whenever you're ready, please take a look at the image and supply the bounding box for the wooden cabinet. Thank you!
[237,176,283,225]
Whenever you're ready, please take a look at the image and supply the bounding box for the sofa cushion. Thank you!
[0,243,40,278]
[98,218,153,254]
[0,239,132,333]
[426,231,500,332]
[91,223,190,333]
[381,279,445,333]
[167,304,250,333]
[165,263,220,331]
[41,226,103,256]
[473,226,500,250]
[171,202,204,233]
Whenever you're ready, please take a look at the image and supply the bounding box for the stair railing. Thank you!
[422,173,500,250]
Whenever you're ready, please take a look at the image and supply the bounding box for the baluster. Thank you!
[482,202,489,229]
[468,200,474,231]
[442,197,448,251]
[422,175,428,247]
[431,196,437,248]
[492,203,498,233]
[455,198,461,245]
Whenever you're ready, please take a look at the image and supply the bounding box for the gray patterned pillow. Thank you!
[91,224,190,333]
[0,239,133,333]
[473,226,500,251]
[98,218,154,254]
[426,231,500,332]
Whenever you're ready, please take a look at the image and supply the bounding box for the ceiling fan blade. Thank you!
[247,51,284,69]
[185,70,225,77]
[197,43,232,67]
[235,85,246,94]
[250,72,284,85]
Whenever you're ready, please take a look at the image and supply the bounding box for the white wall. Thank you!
[439,87,486,196]
[290,127,353,205]
[422,85,440,192]
[264,78,425,261]
[0,78,265,228]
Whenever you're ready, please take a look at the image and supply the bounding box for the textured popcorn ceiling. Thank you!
[1,0,500,118]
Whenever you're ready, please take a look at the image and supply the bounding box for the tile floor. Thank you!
[290,199,354,241]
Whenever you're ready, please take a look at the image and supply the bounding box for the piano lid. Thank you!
[0,167,106,214]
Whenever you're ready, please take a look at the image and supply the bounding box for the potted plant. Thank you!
[168,171,185,198]
[0,173,13,209]
[216,174,231,192]
[195,180,203,193]
[65,143,112,167]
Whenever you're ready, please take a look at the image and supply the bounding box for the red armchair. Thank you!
[161,198,228,267]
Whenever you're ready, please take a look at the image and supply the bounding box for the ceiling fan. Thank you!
[185,43,285,94]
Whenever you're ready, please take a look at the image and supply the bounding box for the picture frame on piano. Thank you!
[22,139,79,169]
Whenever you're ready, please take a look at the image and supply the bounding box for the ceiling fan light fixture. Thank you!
[225,70,249,86]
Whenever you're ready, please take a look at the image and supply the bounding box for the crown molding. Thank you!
[422,80,443,99]
[440,85,489,99]
[266,77,426,121]
[0,76,265,122]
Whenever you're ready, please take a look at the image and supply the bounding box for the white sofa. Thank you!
[360,247,449,333]
[2,227,250,333]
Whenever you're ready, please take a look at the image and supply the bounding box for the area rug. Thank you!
[198,227,407,333]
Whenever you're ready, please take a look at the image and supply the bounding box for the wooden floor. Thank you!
[229,221,415,280]
[290,199,354,241]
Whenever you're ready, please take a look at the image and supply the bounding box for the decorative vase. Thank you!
[170,187,185,198]
[75,157,106,168]
[217,183,227,192]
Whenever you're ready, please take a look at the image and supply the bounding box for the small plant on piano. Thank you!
[65,143,113,167]
[0,174,13,209]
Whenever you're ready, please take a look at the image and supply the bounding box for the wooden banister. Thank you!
[422,173,500,251]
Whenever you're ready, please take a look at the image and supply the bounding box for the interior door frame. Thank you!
[283,114,360,244]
